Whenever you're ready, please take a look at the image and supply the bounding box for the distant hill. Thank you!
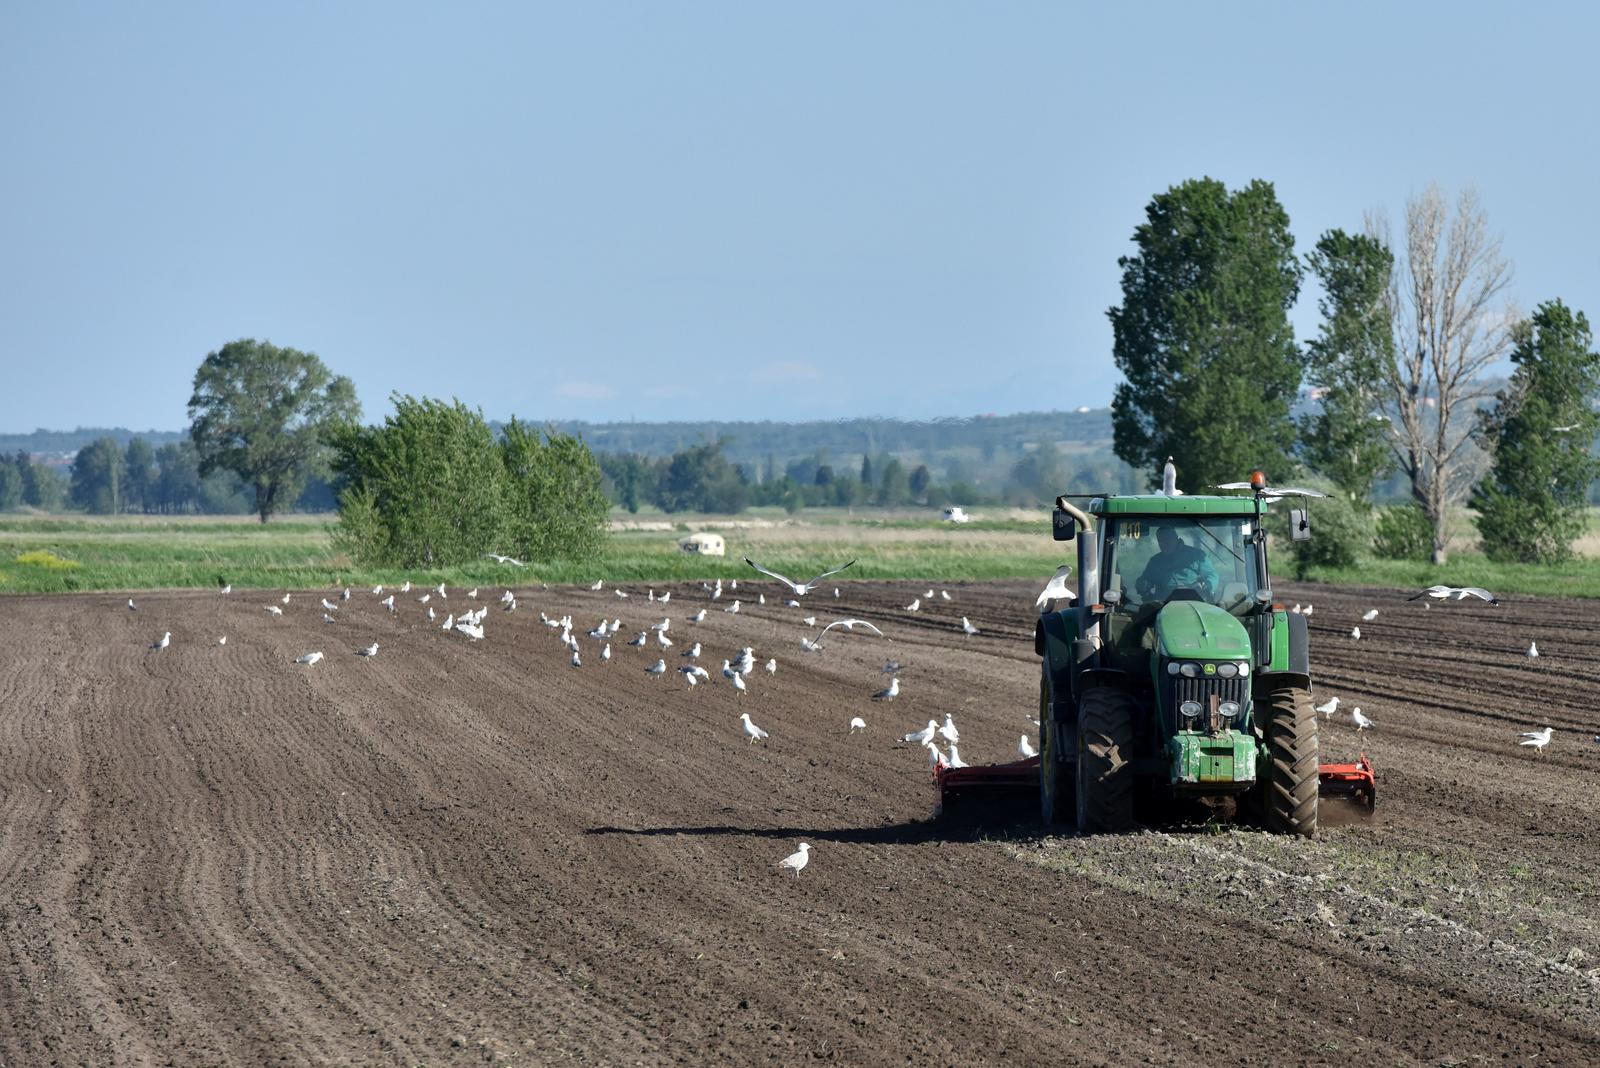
[0,427,187,457]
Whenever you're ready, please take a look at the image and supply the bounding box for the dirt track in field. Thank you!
[2,578,1598,1065]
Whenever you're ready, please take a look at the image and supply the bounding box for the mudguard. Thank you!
[1257,609,1310,691]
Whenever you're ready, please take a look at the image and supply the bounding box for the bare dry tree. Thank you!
[1368,185,1514,564]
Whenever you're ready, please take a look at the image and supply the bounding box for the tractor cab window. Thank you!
[1103,517,1259,612]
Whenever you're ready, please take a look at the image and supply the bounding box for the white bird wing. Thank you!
[1459,587,1498,602]
[743,557,801,593]
[820,619,885,638]
[1213,481,1254,490]
[1035,565,1073,609]
[1263,486,1328,498]
[801,559,857,590]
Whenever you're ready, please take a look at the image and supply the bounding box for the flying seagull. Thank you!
[776,842,810,877]
[819,619,886,639]
[742,557,857,596]
[1520,726,1553,754]
[1408,585,1500,606]
[1553,424,1581,432]
[485,554,526,567]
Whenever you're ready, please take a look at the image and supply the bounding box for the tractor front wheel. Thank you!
[1263,685,1318,837]
[1075,686,1136,834]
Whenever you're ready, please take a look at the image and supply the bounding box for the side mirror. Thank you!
[1289,508,1312,542]
[1052,506,1076,541]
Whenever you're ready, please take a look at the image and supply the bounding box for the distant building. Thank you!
[942,506,970,524]
[679,531,726,556]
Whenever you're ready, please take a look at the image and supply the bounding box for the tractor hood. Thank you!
[1154,601,1251,660]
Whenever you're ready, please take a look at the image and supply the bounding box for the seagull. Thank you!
[321,598,339,612]
[656,630,673,648]
[1553,424,1581,432]
[938,714,959,744]
[659,591,671,604]
[784,599,801,608]
[646,658,667,678]
[731,671,747,695]
[281,592,292,604]
[758,594,765,605]
[151,631,170,650]
[1408,585,1500,606]
[1035,565,1074,611]
[601,643,611,662]
[905,598,921,612]
[832,588,839,598]
[940,590,951,601]
[1520,726,1553,754]
[265,605,283,616]
[743,557,857,596]
[221,584,231,595]
[1302,604,1314,617]
[1160,457,1183,497]
[372,585,383,595]
[947,744,969,769]
[615,589,630,599]
[323,613,337,625]
[724,600,741,614]
[1527,641,1540,658]
[128,598,137,612]
[467,588,478,599]
[764,658,776,675]
[436,582,446,598]
[689,609,707,623]
[441,613,454,630]
[217,636,227,646]
[960,617,980,636]
[629,631,648,647]
[776,842,810,877]
[590,579,604,591]
[681,642,701,659]
[1018,734,1037,758]
[341,588,351,601]
[682,669,699,687]
[295,651,324,665]
[400,581,412,593]
[903,719,937,745]
[570,650,582,668]
[739,712,768,743]
[486,554,526,567]
[800,636,822,652]
[418,593,431,605]
[849,717,866,733]
[1350,627,1361,640]
[881,660,901,674]
[1314,696,1340,718]
[1361,608,1379,622]
[802,616,816,627]
[874,677,900,701]
[925,741,945,769]
[357,642,379,657]
[923,589,935,599]
[819,619,886,639]
[455,623,485,641]
[381,595,395,610]
[1351,707,1372,732]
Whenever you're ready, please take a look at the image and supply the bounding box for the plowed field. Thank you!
[2,579,1598,1065]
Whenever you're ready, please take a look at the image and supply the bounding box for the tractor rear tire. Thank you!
[1039,669,1071,826]
[1075,686,1135,834]
[1263,685,1318,837]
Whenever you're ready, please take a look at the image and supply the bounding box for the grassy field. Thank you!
[3,509,1599,597]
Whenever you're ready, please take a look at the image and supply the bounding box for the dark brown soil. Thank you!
[2,578,1597,1065]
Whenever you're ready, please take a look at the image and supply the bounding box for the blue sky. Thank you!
[2,2,1596,430]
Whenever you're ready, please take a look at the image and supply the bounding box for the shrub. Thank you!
[499,420,609,562]
[13,549,79,570]
[1372,504,1432,562]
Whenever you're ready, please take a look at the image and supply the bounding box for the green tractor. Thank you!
[936,467,1374,834]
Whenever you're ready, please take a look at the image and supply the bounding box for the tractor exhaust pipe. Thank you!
[1055,496,1100,663]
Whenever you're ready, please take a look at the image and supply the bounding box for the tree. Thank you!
[859,453,874,488]
[122,437,157,514]
[28,464,68,511]
[1299,230,1396,503]
[653,440,747,513]
[0,459,21,511]
[1472,301,1600,564]
[70,437,124,514]
[500,419,609,562]
[331,396,508,567]
[908,464,931,501]
[1009,441,1067,504]
[876,457,909,506]
[154,442,203,514]
[1373,184,1514,564]
[188,339,360,523]
[1109,178,1305,491]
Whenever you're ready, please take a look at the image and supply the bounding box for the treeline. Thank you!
[597,440,1141,513]
[1109,177,1600,567]
[44,436,335,516]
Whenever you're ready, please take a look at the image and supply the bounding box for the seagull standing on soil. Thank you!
[940,590,951,601]
[296,651,324,665]
[743,557,857,596]
[601,643,611,662]
[128,598,137,612]
[904,719,937,745]
[764,658,776,675]
[961,617,980,636]
[905,598,921,612]
[646,658,667,678]
[1350,627,1361,640]
[689,609,707,623]
[947,745,969,769]
[730,672,747,696]
[1018,734,1037,758]
[1527,641,1540,658]
[724,600,741,614]
[1314,696,1340,718]
[925,742,945,769]
[873,678,901,702]
[357,643,379,657]
[777,842,810,877]
[1351,707,1372,732]
[151,631,170,650]
[740,712,768,743]
[1520,727,1553,754]
[265,605,284,617]
[1362,608,1379,622]
[938,714,959,745]
[849,717,867,733]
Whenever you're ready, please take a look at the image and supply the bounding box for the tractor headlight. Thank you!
[1166,662,1180,676]
[1179,662,1200,678]
[1237,662,1249,678]
[1216,662,1238,678]
[1179,700,1202,719]
[1218,700,1241,721]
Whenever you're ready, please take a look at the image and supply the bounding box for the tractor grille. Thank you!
[1172,674,1248,709]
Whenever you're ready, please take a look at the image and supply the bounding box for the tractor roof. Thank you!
[1089,494,1263,517]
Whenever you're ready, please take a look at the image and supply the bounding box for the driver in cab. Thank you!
[1136,524,1218,603]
